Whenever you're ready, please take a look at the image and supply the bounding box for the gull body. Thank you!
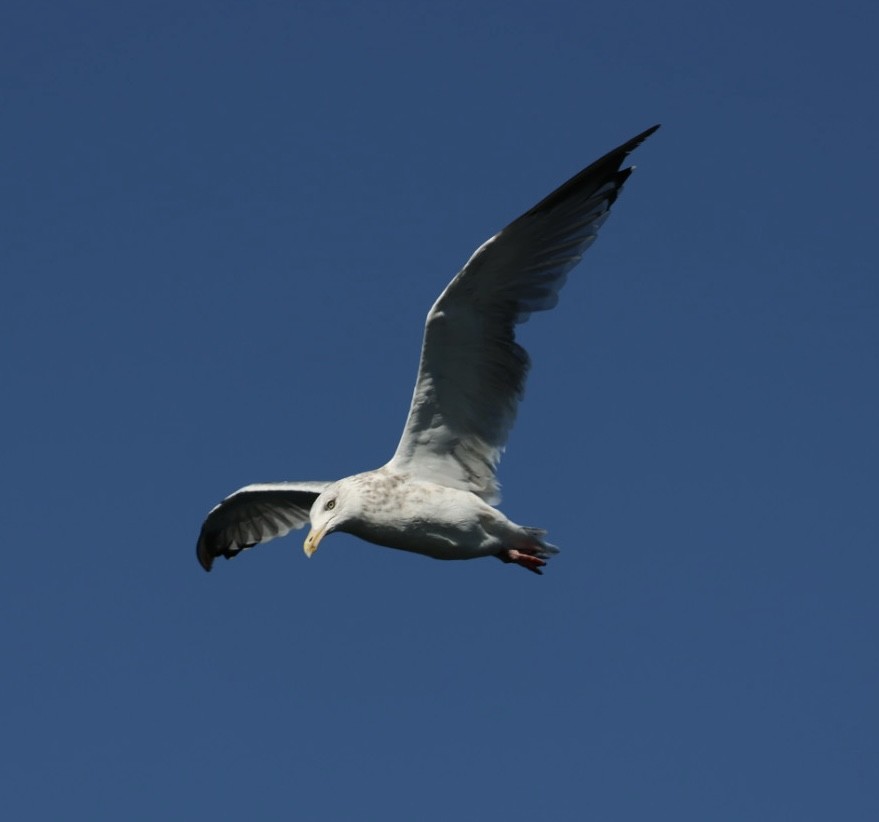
[197,125,659,575]
[303,469,556,564]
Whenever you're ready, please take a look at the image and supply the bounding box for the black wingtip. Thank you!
[630,123,661,147]
[525,124,660,218]
[596,123,661,170]
[196,531,214,572]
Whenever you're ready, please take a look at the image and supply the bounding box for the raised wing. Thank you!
[387,125,659,502]
[197,481,332,571]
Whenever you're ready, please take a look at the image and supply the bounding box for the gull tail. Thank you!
[522,527,560,558]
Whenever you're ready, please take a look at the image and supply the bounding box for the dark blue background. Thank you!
[3,1,877,818]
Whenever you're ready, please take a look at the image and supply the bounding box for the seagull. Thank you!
[197,125,659,575]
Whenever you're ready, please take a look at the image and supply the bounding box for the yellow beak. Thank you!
[303,525,326,558]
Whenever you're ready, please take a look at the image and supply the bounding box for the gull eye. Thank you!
[325,499,335,511]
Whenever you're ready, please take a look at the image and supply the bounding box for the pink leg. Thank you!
[498,548,546,575]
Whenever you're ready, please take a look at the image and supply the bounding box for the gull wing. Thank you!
[387,125,659,503]
[196,481,332,571]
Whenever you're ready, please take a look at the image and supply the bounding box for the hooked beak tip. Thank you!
[303,526,325,558]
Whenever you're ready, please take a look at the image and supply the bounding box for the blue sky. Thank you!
[2,1,877,819]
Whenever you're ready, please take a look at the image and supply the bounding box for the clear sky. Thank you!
[3,1,877,819]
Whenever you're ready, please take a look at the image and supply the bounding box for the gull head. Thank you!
[304,480,358,557]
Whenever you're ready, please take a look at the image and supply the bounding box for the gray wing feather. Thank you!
[388,125,659,502]
[197,481,332,571]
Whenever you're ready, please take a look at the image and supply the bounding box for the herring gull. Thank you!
[197,125,659,575]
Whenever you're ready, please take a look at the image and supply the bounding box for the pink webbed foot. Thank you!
[498,548,546,575]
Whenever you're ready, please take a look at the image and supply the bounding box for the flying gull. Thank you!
[197,125,659,575]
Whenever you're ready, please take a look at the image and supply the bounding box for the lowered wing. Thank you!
[197,481,332,571]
